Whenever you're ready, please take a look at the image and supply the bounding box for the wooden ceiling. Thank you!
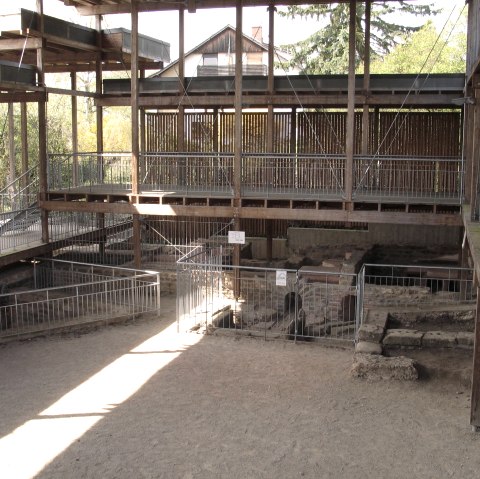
[61,0,355,15]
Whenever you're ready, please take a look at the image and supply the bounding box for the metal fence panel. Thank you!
[358,263,476,328]
[0,259,161,338]
[177,248,358,343]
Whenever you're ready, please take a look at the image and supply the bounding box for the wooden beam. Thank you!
[96,94,460,109]
[45,87,97,98]
[0,92,46,103]
[45,60,163,74]
[0,37,42,51]
[39,200,463,226]
[73,0,352,16]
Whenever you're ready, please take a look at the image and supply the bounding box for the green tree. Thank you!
[278,2,439,74]
[371,19,467,74]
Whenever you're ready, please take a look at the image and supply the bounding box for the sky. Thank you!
[9,0,466,61]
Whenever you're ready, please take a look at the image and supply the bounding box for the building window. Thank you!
[203,53,218,66]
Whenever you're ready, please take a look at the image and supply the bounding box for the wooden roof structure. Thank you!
[0,8,170,75]
[61,0,358,15]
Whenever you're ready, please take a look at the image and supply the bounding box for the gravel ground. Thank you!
[0,296,479,479]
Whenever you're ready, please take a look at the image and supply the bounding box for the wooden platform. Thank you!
[40,185,463,226]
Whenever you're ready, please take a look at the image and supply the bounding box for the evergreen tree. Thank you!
[278,2,439,74]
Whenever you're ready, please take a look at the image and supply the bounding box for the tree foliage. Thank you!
[278,2,439,74]
[0,71,132,190]
[370,18,467,74]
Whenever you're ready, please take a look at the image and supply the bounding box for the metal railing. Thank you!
[242,153,345,198]
[0,165,39,215]
[0,206,42,252]
[48,152,132,191]
[141,152,234,195]
[47,151,464,204]
[353,156,463,203]
[0,259,161,338]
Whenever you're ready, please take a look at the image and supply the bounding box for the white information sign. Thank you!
[276,270,287,287]
[228,231,245,244]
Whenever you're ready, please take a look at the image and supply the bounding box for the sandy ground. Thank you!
[0,296,479,479]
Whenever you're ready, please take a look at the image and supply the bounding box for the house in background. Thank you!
[154,25,297,78]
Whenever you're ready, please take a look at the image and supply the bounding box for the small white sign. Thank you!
[228,231,245,244]
[276,270,287,287]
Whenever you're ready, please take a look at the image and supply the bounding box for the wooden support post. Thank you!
[131,2,139,196]
[140,69,146,182]
[97,212,106,259]
[233,216,241,300]
[95,16,103,183]
[133,214,142,268]
[267,2,275,154]
[234,0,243,202]
[464,87,474,205]
[471,286,480,431]
[233,0,243,299]
[290,107,297,154]
[8,103,15,195]
[178,7,186,184]
[213,108,219,152]
[37,0,49,244]
[345,0,356,203]
[470,86,480,220]
[361,0,371,155]
[460,230,468,300]
[20,102,28,192]
[373,106,380,153]
[266,219,273,264]
[71,72,79,187]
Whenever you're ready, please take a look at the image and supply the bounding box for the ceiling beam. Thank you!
[96,93,461,109]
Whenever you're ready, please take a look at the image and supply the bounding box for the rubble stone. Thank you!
[351,353,418,381]
[358,323,385,343]
[355,341,383,355]
[383,329,423,347]
[456,332,475,349]
[422,331,457,348]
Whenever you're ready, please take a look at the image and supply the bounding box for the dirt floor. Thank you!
[0,296,479,479]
